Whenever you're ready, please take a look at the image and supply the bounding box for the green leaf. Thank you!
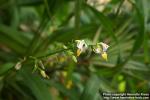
[0,63,14,76]
[80,75,100,100]
[129,0,145,56]
[18,69,52,100]
[45,80,78,100]
[84,4,118,43]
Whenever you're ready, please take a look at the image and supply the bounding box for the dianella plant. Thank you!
[0,0,150,100]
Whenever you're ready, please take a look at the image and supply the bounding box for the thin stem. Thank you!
[93,27,101,44]
[43,0,52,20]
[115,0,124,17]
[75,0,81,34]
[37,48,72,59]
[25,13,48,55]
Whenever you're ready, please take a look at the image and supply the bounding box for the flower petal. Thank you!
[75,40,88,56]
[77,49,82,56]
[99,42,109,52]
[101,52,108,61]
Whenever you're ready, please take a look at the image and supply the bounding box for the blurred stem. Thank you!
[26,0,54,56]
[59,12,74,27]
[25,12,48,55]
[142,0,149,63]
[144,33,149,63]
[10,0,19,28]
[43,0,53,23]
[93,27,101,44]
[75,0,81,34]
[37,48,72,59]
[115,0,124,17]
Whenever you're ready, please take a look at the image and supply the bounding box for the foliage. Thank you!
[0,0,150,100]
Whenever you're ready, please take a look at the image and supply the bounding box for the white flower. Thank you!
[75,40,88,56]
[93,42,109,61]
[98,42,109,52]
[15,62,22,70]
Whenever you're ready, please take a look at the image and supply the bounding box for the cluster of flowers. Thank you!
[75,40,109,61]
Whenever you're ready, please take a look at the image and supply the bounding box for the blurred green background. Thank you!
[0,0,150,100]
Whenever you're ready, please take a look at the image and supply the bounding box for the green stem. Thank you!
[37,48,72,59]
[75,0,81,34]
[43,0,52,20]
[115,0,124,17]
